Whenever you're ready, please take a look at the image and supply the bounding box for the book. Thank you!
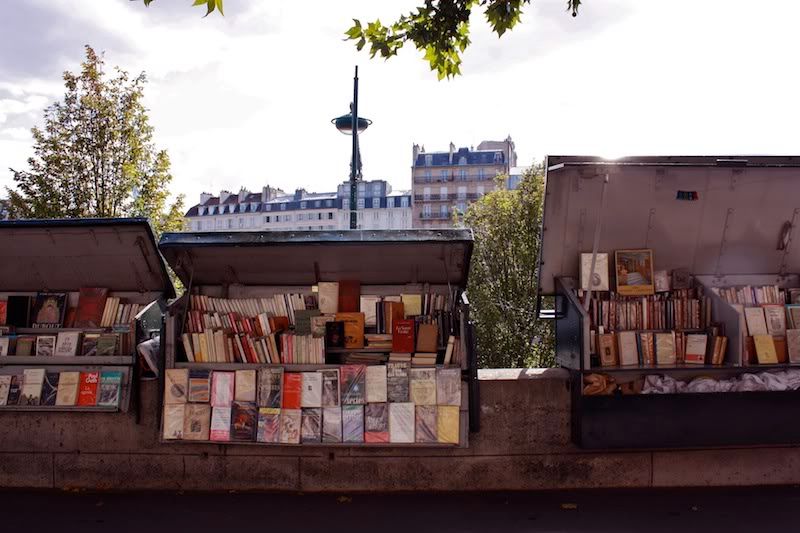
[671,268,692,290]
[318,282,339,314]
[294,309,321,336]
[301,407,322,443]
[279,409,302,444]
[6,374,21,405]
[580,253,610,291]
[364,403,389,443]
[437,405,459,444]
[387,361,410,403]
[319,368,340,407]
[183,404,211,441]
[31,292,67,327]
[210,406,232,441]
[654,270,670,292]
[77,371,100,406]
[165,368,189,404]
[325,321,345,349]
[20,368,45,406]
[335,312,365,349]
[322,406,342,443]
[211,371,234,407]
[392,319,415,353]
[360,295,381,327]
[338,280,361,313]
[774,336,788,363]
[684,334,708,365]
[258,367,283,408]
[15,336,34,356]
[410,368,437,405]
[597,333,618,366]
[234,369,257,402]
[763,305,787,336]
[310,315,335,337]
[6,296,31,328]
[35,335,56,357]
[617,331,638,366]
[754,334,778,364]
[389,402,414,443]
[256,407,281,443]
[639,332,655,365]
[401,294,422,317]
[74,288,109,328]
[0,375,10,406]
[0,300,6,325]
[365,365,388,403]
[282,373,302,409]
[0,337,9,356]
[415,405,437,443]
[55,371,79,405]
[52,331,81,357]
[383,301,405,335]
[96,334,118,357]
[188,369,211,403]
[340,364,366,405]
[744,307,769,336]
[342,405,364,443]
[436,368,461,406]
[230,401,258,441]
[301,372,323,408]
[41,372,60,406]
[163,404,185,440]
[98,371,123,407]
[416,323,438,353]
[655,332,676,365]
[787,329,800,364]
[81,334,100,356]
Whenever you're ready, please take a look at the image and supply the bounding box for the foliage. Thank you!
[463,165,555,368]
[141,0,223,17]
[7,45,183,237]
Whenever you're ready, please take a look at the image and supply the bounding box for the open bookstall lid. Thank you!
[158,229,474,287]
[0,218,175,297]
[539,155,800,295]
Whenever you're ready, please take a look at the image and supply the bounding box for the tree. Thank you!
[7,45,184,237]
[462,166,554,368]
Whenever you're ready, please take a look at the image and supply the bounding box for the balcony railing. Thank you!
[414,192,481,202]
[413,173,499,184]
[419,211,452,220]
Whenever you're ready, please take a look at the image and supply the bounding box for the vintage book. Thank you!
[282,372,303,409]
[0,300,6,325]
[15,336,35,356]
[415,405,437,443]
[597,333,618,367]
[787,329,800,364]
[6,374,21,405]
[617,331,639,366]
[774,336,789,363]
[754,334,778,364]
[684,334,708,365]
[340,364,366,405]
[325,320,345,349]
[360,295,381,327]
[279,408,302,444]
[384,301,405,334]
[210,406,232,441]
[165,368,189,404]
[436,367,461,406]
[163,404,185,440]
[416,323,438,353]
[389,402,415,443]
[335,312,365,349]
[234,369,257,402]
[614,249,655,296]
[387,361,410,402]
[81,334,100,356]
[41,372,60,406]
[580,252,610,291]
[55,371,79,406]
[786,305,800,329]
[31,292,67,327]
[96,334,118,357]
[364,403,389,443]
[654,270,670,293]
[54,331,81,357]
[437,405,459,444]
[98,371,123,408]
[318,282,340,314]
[365,365,388,403]
[301,407,322,443]
[322,406,343,443]
[401,294,422,317]
[211,371,234,407]
[744,307,769,336]
[6,295,31,328]
[310,315,335,337]
[338,280,361,313]
[188,369,211,403]
[74,288,109,328]
[342,404,364,443]
[77,371,100,406]
[256,407,281,443]
[294,309,321,336]
[655,332,676,365]
[258,367,283,408]
[183,404,211,441]
[410,368,437,405]
[0,337,9,356]
[301,372,323,408]
[743,335,758,365]
[392,319,416,353]
[671,268,692,290]
[35,335,56,357]
[639,332,655,365]
[269,316,290,332]
[319,368,340,407]
[20,368,45,406]
[230,401,258,441]
[763,305,787,336]
[0,375,10,406]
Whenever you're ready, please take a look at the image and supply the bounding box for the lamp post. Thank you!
[332,66,372,230]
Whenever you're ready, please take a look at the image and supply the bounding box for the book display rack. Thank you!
[158,230,476,447]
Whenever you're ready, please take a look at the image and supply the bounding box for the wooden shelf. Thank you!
[585,364,740,373]
[160,438,459,448]
[175,362,338,371]
[0,405,120,412]
[0,356,134,366]
[15,328,106,334]
[326,348,392,354]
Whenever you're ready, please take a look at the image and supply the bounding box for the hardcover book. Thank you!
[437,405,459,444]
[436,368,461,406]
[77,371,100,406]
[282,373,302,409]
[653,270,670,293]
[234,369,257,402]
[388,402,415,443]
[392,319,416,353]
[338,280,361,313]
[416,323,438,353]
[35,335,56,357]
[0,375,10,406]
[15,336,35,356]
[211,371,234,407]
[317,282,339,314]
[96,334,118,357]
[324,321,345,349]
[340,365,366,405]
[745,307,769,336]
[81,334,100,356]
[183,404,211,441]
[763,305,787,336]
[364,402,389,443]
[655,332,676,365]
[639,332,655,365]
[188,369,211,403]
[684,334,709,365]
[754,334,778,364]
[256,407,281,443]
[360,295,381,327]
[335,312,365,349]
[301,407,322,443]
[230,401,258,441]
[401,294,422,317]
[580,253,610,291]
[597,333,618,367]
[342,404,364,443]
[98,371,123,407]
[322,406,342,443]
[319,368,340,407]
[163,404,185,440]
[614,249,655,296]
[31,292,67,328]
[279,409,302,444]
[310,315,335,337]
[210,406,232,441]
[365,365,388,403]
[787,329,800,364]
[258,367,283,408]
[301,372,323,408]
[54,331,81,357]
[410,368,437,405]
[20,368,45,406]
[294,309,321,336]
[55,371,79,406]
[617,331,639,366]
[74,287,109,328]
[415,405,437,443]
[165,368,189,404]
[0,300,6,325]
[387,361,410,403]
[7,374,21,405]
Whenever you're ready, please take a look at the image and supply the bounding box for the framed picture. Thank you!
[580,253,610,291]
[614,249,655,296]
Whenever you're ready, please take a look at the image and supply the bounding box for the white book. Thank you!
[389,402,415,443]
[301,372,323,408]
[162,404,185,440]
[764,305,787,336]
[365,365,388,403]
[0,375,11,405]
[317,282,339,314]
[234,369,257,402]
[0,337,9,356]
[360,295,381,327]
[21,368,45,406]
[617,331,639,366]
[55,372,80,406]
[744,307,769,336]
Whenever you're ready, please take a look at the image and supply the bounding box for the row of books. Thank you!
[0,331,123,357]
[582,288,711,332]
[181,329,324,364]
[0,289,143,330]
[713,285,793,306]
[744,334,800,365]
[593,330,728,367]
[0,369,122,408]
[189,293,311,326]
[742,304,800,337]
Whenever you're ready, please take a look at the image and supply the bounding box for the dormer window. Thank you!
[300,201,307,209]
[458,156,467,165]
[266,204,272,211]
[425,154,433,166]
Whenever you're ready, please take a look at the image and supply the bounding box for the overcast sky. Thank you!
[1,0,799,206]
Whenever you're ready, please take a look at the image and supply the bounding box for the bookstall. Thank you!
[0,218,175,414]
[157,229,476,446]
[539,155,800,449]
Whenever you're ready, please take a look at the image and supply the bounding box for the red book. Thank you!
[282,373,302,409]
[74,288,109,328]
[77,371,100,406]
[392,319,416,353]
[338,280,361,313]
[269,316,290,332]
[0,300,6,325]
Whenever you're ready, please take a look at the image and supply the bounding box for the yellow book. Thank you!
[437,405,459,445]
[401,294,422,317]
[754,334,778,364]
[191,333,203,363]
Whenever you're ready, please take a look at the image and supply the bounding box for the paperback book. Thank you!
[364,402,389,443]
[256,407,281,443]
[340,365,366,405]
[98,371,123,408]
[230,401,258,441]
[387,361,410,403]
[301,407,322,443]
[320,368,340,407]
[279,409,302,444]
[322,406,342,443]
[183,404,211,441]
[258,367,283,408]
[415,405,437,443]
[165,368,189,404]
[410,368,436,405]
[342,404,364,443]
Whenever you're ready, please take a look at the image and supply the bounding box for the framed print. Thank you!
[614,249,655,296]
[580,253,610,291]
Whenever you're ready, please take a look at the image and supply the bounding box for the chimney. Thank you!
[219,190,232,204]
[294,188,306,201]
[238,188,249,203]
[262,186,270,203]
[412,143,421,166]
[200,192,212,205]
[448,142,455,165]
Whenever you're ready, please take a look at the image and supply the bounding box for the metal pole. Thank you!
[350,66,359,230]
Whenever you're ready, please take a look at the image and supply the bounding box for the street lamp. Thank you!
[331,66,371,230]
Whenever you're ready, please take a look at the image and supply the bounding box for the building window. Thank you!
[239,218,244,228]
[458,201,467,212]
[343,198,349,210]
[425,154,433,166]
[424,171,432,183]
[423,187,431,201]
[458,156,467,165]
[373,183,381,196]
[327,212,334,220]
[477,185,485,197]
[440,186,448,199]
[458,186,467,200]
[265,216,271,223]
[315,201,321,208]
[357,198,365,209]
[440,170,448,181]
[400,197,409,208]
[280,203,286,211]
[440,204,448,217]
[478,168,486,180]
[458,169,467,181]
[423,204,432,217]
[300,201,307,209]
[387,197,394,208]
[265,204,271,211]
[372,198,380,209]
[358,183,366,194]
[326,200,333,207]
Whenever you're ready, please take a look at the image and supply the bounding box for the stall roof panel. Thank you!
[159,229,474,287]
[0,218,175,296]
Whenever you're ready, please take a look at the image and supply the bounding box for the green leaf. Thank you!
[192,0,206,6]
[215,0,224,16]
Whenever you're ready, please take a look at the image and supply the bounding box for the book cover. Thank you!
[774,336,789,364]
[282,372,303,409]
[310,315,335,337]
[401,294,422,317]
[188,369,211,403]
[0,337,9,356]
[0,375,10,406]
[77,371,100,406]
[415,323,438,353]
[301,407,322,443]
[617,331,639,366]
[294,309,321,336]
[209,406,232,441]
[74,288,109,328]
[234,369,257,402]
[653,270,670,293]
[384,301,405,334]
[364,402,389,443]
[0,300,6,325]
[655,333,676,365]
[211,371,234,407]
[258,367,283,408]
[639,332,655,365]
[365,365,388,403]
[387,361,410,403]
[342,405,364,443]
[437,405,459,444]
[388,402,415,443]
[165,368,189,404]
[360,295,381,327]
[788,329,800,364]
[301,372,323,408]
[319,368,340,407]
[6,295,31,328]
[318,282,339,314]
[55,371,79,406]
[183,404,211,441]
[415,405,437,443]
[35,335,56,357]
[684,334,709,365]
[98,371,123,407]
[81,334,100,356]
[335,312,365,349]
[96,334,118,357]
[436,367,461,406]
[745,307,769,336]
[20,368,45,406]
[31,293,66,328]
[256,407,281,443]
[597,333,618,366]
[6,374,21,405]
[230,401,258,442]
[763,304,787,336]
[580,253,610,291]
[325,321,345,349]
[338,280,361,313]
[322,406,342,443]
[410,368,437,405]
[54,331,81,357]
[279,409,302,444]
[163,404,185,440]
[753,334,778,364]
[15,336,35,356]
[340,364,366,405]
[392,319,415,353]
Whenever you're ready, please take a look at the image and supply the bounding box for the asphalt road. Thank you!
[1,486,797,532]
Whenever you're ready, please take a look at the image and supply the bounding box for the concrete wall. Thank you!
[0,368,795,492]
